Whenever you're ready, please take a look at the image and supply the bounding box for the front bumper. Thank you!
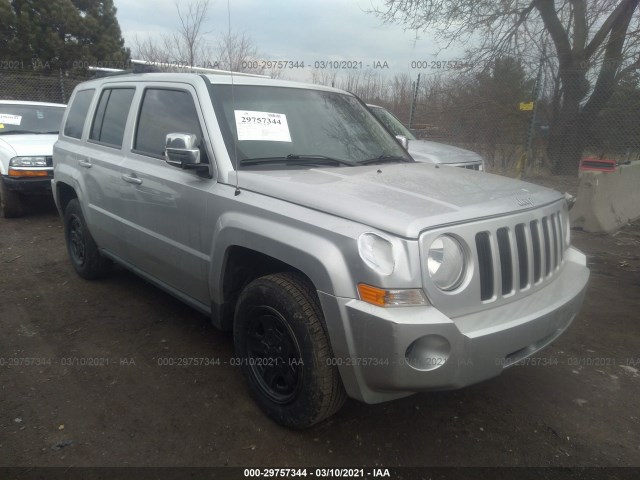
[2,173,53,193]
[318,247,589,404]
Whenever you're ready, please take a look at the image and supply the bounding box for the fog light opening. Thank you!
[404,335,451,371]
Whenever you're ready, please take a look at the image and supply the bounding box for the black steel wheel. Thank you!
[234,272,346,429]
[245,305,302,404]
[63,199,110,279]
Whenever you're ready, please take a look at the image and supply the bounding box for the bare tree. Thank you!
[311,69,338,86]
[133,0,211,67]
[131,34,180,64]
[212,31,262,73]
[175,0,211,67]
[373,0,640,172]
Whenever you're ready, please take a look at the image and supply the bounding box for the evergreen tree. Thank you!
[1,0,129,70]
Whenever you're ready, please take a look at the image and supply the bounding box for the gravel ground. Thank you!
[0,189,639,471]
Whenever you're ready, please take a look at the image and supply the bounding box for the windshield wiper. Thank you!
[0,129,40,135]
[0,129,58,135]
[240,154,357,167]
[359,155,412,165]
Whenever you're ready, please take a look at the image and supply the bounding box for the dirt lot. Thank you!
[1,187,639,470]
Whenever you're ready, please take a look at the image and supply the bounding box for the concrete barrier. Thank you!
[570,161,640,233]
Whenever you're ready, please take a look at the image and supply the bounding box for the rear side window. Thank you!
[90,88,135,147]
[63,89,94,139]
[134,89,203,158]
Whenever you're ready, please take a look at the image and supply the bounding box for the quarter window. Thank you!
[134,89,203,158]
[90,88,135,147]
[63,89,95,139]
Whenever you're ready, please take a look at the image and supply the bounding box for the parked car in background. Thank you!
[0,100,66,217]
[368,104,484,171]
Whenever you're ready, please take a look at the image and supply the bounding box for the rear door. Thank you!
[81,85,136,254]
[58,86,136,255]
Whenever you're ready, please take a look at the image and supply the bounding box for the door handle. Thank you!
[78,159,92,168]
[121,173,143,185]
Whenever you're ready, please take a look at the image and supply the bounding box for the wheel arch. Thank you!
[55,181,78,214]
[209,214,355,331]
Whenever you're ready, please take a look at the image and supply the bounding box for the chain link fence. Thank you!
[0,69,92,105]
[407,97,640,177]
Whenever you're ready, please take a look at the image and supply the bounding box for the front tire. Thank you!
[0,178,25,218]
[63,199,110,279]
[234,272,346,429]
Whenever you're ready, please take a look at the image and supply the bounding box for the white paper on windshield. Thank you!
[234,110,291,142]
[0,114,22,126]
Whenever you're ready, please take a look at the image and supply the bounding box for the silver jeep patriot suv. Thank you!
[53,73,589,428]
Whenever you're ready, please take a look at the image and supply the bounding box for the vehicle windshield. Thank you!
[208,84,413,167]
[0,104,65,135]
[369,106,417,141]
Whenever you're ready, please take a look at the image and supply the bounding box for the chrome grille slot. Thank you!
[514,224,528,289]
[550,213,559,270]
[530,220,542,282]
[475,232,494,301]
[496,228,513,295]
[542,217,552,276]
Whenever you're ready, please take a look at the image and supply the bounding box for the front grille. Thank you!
[460,163,481,171]
[475,211,565,302]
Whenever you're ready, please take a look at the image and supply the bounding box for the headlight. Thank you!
[427,235,466,291]
[10,156,48,167]
[358,232,395,276]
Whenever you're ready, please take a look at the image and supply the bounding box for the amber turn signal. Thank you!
[8,168,50,177]
[357,284,429,307]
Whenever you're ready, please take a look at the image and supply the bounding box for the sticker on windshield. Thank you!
[234,110,291,142]
[0,114,22,126]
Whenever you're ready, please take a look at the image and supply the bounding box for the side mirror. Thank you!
[165,133,207,171]
[395,135,409,150]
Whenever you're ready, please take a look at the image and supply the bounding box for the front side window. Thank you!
[90,88,135,147]
[134,89,203,159]
[208,84,412,168]
[0,103,65,136]
[63,90,94,139]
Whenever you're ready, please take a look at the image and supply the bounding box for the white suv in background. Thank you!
[368,104,485,171]
[0,100,66,217]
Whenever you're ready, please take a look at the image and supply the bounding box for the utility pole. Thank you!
[409,73,420,129]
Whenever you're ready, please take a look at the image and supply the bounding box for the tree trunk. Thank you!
[546,105,597,175]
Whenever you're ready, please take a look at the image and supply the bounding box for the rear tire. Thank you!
[63,198,110,279]
[234,272,346,429]
[0,179,25,218]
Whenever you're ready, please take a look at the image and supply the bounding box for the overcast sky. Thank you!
[113,0,464,81]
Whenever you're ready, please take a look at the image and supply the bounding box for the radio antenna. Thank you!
[227,0,240,196]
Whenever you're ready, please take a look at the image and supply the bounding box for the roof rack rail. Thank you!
[88,66,132,78]
[130,59,269,78]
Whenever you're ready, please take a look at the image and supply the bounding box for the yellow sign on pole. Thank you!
[519,101,534,111]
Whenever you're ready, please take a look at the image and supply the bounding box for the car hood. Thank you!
[0,134,58,157]
[408,139,482,165]
[235,163,562,238]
